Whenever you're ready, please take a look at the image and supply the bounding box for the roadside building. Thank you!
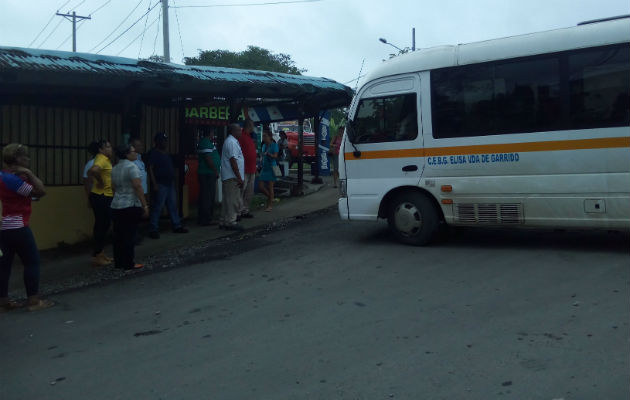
[0,47,352,249]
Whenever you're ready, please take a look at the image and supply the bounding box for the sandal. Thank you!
[0,300,22,313]
[264,207,273,212]
[26,299,55,312]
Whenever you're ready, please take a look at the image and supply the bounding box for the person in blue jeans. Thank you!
[0,143,54,312]
[146,133,188,239]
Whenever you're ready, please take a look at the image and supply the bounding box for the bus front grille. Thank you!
[456,203,523,224]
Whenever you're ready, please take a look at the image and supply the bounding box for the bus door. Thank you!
[344,75,424,219]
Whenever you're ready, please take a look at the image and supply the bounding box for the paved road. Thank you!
[2,209,628,400]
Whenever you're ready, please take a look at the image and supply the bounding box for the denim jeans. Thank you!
[112,207,142,269]
[0,227,40,298]
[149,182,182,232]
[197,174,217,224]
[90,193,112,256]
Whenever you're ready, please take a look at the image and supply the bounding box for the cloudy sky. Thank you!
[1,0,628,86]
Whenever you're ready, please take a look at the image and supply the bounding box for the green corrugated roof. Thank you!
[0,46,353,111]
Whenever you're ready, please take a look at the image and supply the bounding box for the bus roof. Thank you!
[361,17,630,86]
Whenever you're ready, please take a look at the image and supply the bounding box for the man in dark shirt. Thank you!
[147,133,188,238]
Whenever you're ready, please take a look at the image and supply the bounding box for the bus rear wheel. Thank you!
[387,192,438,246]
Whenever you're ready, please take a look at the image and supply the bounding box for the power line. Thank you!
[96,1,162,54]
[56,19,86,50]
[138,0,154,58]
[89,0,146,53]
[152,7,162,57]
[171,0,322,8]
[28,0,72,47]
[172,0,186,62]
[343,74,365,85]
[65,0,87,12]
[37,17,65,48]
[89,0,114,15]
[58,0,75,12]
[117,12,162,56]
[55,0,113,50]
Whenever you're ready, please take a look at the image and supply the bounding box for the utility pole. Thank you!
[56,11,91,52]
[412,27,416,51]
[162,0,170,62]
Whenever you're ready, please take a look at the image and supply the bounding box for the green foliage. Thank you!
[184,45,306,75]
[329,107,348,137]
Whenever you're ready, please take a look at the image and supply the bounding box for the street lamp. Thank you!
[379,28,416,52]
[378,37,403,52]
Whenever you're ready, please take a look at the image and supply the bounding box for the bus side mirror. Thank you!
[344,121,362,158]
[345,121,356,144]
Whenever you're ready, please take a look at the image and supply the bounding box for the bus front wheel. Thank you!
[387,192,438,246]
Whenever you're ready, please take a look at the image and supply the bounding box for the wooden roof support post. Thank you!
[288,102,306,196]
[296,115,304,195]
[177,97,186,220]
[311,114,323,184]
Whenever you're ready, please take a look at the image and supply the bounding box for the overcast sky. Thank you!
[1,0,628,87]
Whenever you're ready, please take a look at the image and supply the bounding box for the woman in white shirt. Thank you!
[111,143,149,270]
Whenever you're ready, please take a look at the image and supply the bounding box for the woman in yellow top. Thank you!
[88,140,114,266]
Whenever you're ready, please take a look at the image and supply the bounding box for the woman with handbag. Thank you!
[258,127,280,212]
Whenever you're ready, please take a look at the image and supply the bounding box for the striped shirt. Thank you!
[0,171,34,230]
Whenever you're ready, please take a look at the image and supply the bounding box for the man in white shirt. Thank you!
[220,124,245,231]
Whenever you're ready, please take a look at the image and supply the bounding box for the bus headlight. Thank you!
[339,179,347,198]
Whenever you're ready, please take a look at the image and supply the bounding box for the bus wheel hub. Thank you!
[394,202,422,236]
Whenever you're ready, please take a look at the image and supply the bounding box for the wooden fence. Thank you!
[0,104,180,186]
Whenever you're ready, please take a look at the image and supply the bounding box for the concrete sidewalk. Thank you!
[8,175,340,298]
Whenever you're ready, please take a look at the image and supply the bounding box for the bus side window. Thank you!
[569,46,630,129]
[353,93,418,143]
[431,43,629,138]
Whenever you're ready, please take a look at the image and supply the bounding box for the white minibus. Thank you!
[339,16,630,245]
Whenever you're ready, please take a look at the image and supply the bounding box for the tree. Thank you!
[144,54,166,62]
[184,45,306,75]
[329,107,348,137]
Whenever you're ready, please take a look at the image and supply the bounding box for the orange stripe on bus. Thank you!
[344,137,630,160]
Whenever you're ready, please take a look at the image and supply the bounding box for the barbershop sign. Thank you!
[184,105,246,125]
[184,103,303,125]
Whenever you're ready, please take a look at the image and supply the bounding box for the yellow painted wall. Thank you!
[29,186,94,250]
